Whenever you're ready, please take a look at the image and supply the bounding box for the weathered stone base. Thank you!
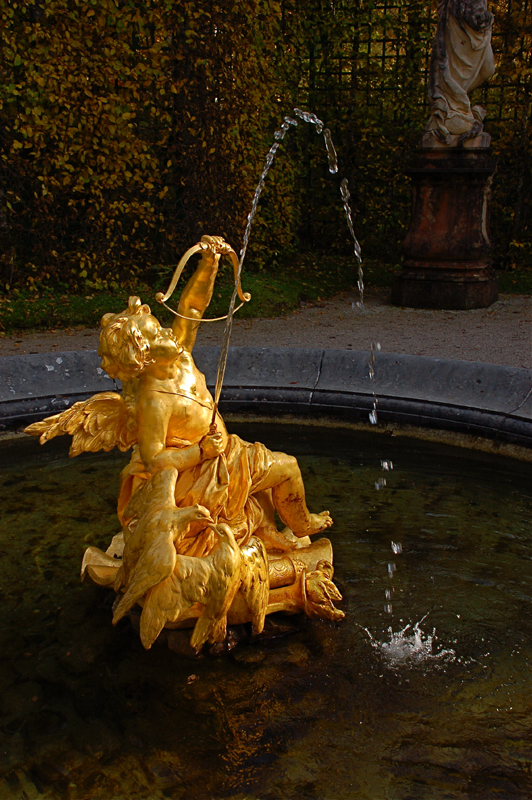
[392,264,499,310]
[393,141,498,310]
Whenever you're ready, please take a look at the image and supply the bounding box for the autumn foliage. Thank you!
[0,0,530,293]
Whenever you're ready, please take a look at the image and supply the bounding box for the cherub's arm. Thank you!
[137,393,223,472]
[173,239,221,353]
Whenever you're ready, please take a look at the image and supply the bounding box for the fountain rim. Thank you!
[1,346,531,458]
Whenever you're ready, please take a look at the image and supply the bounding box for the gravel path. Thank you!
[1,289,530,369]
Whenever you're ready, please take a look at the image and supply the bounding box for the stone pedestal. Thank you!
[392,134,498,309]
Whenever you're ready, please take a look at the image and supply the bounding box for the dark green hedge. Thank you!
[0,0,530,295]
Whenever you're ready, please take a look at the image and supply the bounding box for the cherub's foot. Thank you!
[306,511,333,537]
[256,526,296,553]
[281,527,311,549]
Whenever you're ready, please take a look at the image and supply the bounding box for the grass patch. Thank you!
[1,256,529,335]
[497,268,532,294]
[0,253,361,335]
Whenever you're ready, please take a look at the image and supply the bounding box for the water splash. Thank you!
[362,616,456,669]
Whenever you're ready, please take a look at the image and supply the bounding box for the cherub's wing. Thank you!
[24,392,137,456]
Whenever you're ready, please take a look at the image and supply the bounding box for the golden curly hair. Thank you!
[98,296,154,382]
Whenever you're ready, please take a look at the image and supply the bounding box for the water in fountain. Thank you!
[2,424,531,798]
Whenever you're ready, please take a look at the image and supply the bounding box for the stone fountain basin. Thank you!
[1,350,531,799]
[1,347,531,452]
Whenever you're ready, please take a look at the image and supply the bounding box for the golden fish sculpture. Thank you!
[26,236,344,652]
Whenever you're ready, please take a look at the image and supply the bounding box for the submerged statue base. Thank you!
[82,523,339,650]
[25,236,344,653]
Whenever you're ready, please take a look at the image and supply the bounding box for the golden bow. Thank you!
[155,235,250,322]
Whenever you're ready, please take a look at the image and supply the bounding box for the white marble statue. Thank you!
[425,0,495,145]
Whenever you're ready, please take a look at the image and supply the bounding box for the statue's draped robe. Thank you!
[426,0,495,141]
[118,434,274,557]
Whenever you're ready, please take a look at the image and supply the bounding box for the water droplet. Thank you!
[388,562,396,578]
[368,342,380,425]
[293,108,324,130]
[368,342,380,426]
[340,178,350,201]
[323,128,338,173]
[391,541,402,554]
[339,177,363,304]
[375,478,387,490]
[381,460,393,471]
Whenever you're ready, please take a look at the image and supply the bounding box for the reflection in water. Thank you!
[0,424,531,799]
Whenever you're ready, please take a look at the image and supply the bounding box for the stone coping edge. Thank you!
[1,347,531,448]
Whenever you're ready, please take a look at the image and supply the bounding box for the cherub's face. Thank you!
[136,313,182,364]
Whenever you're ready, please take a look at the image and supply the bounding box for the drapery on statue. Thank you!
[25,236,344,653]
[425,0,495,144]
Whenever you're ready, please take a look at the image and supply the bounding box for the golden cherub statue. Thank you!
[26,236,344,652]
